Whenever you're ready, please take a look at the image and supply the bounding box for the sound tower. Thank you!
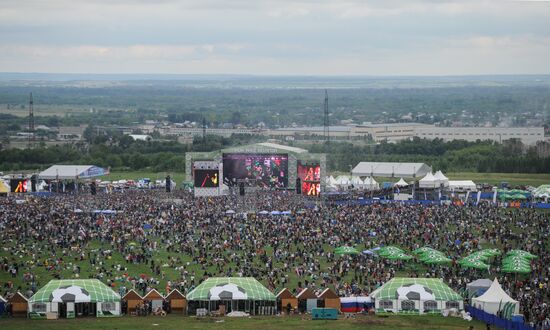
[165,175,171,192]
[296,178,301,194]
[31,175,37,192]
[90,181,97,195]
[239,182,245,196]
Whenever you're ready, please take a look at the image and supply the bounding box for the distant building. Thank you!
[128,134,152,141]
[415,126,544,145]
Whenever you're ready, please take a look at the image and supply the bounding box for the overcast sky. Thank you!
[1,0,549,75]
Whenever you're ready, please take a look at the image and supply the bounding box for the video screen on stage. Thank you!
[10,179,28,193]
[297,161,321,196]
[223,153,288,188]
[194,169,220,188]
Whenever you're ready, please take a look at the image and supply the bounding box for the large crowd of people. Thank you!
[0,188,549,328]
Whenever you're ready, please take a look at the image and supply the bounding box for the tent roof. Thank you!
[394,178,408,187]
[352,162,431,178]
[472,278,517,304]
[30,279,120,303]
[39,165,107,180]
[433,171,449,181]
[467,279,493,288]
[186,277,275,301]
[371,278,461,301]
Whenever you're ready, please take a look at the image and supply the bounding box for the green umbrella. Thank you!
[334,246,359,255]
[482,249,501,257]
[378,246,404,257]
[413,247,438,255]
[501,264,531,274]
[460,259,490,270]
[506,250,537,259]
[423,256,452,265]
[386,253,413,261]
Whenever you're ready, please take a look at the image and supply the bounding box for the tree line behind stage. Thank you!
[1,135,549,175]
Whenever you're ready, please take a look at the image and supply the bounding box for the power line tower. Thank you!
[323,89,329,144]
[202,117,206,142]
[28,92,34,148]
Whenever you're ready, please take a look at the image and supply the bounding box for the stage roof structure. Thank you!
[352,162,431,178]
[39,165,108,180]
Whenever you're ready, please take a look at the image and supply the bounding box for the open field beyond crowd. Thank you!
[0,314,485,330]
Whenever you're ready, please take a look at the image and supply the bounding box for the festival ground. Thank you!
[0,314,485,329]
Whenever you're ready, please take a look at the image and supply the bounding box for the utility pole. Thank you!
[28,92,34,148]
[323,89,329,144]
[202,117,206,142]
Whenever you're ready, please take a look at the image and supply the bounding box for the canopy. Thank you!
[30,279,120,303]
[394,178,408,187]
[352,162,432,178]
[419,172,438,189]
[186,277,275,301]
[533,184,550,198]
[363,177,379,190]
[371,278,461,301]
[471,278,519,316]
[335,246,359,255]
[39,165,108,180]
[448,180,477,191]
[434,171,449,187]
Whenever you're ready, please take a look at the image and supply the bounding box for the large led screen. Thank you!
[223,153,288,188]
[297,161,321,196]
[194,169,220,188]
[10,179,28,193]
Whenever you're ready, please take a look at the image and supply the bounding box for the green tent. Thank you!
[335,246,359,255]
[506,250,537,259]
[186,277,275,301]
[31,279,120,303]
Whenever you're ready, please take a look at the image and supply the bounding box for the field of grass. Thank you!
[0,314,485,330]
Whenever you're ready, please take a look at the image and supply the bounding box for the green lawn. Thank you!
[0,315,485,330]
[446,172,550,187]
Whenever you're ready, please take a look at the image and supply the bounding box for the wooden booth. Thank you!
[165,289,187,314]
[296,288,318,313]
[122,290,143,315]
[318,288,341,310]
[143,289,165,312]
[277,288,298,314]
[7,292,28,316]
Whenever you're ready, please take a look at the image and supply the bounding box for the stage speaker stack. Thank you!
[296,178,301,194]
[90,182,97,195]
[165,175,171,192]
[31,175,37,192]
[239,182,245,196]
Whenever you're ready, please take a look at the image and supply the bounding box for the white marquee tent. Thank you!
[419,172,438,189]
[471,278,519,316]
[448,180,477,192]
[394,178,408,187]
[39,165,108,180]
[352,162,432,178]
[433,171,449,187]
[363,177,379,190]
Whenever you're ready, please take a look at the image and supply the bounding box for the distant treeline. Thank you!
[1,136,548,174]
[303,138,550,174]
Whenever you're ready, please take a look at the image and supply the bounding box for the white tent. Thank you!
[325,176,338,186]
[39,165,108,180]
[335,175,351,186]
[419,172,438,189]
[352,162,432,178]
[448,180,477,192]
[433,171,449,187]
[350,176,364,188]
[363,177,379,191]
[471,278,519,316]
[394,178,408,187]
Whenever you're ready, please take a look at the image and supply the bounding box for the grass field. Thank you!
[99,171,187,184]
[0,315,485,330]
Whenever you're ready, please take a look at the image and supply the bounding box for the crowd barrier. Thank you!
[466,306,534,330]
